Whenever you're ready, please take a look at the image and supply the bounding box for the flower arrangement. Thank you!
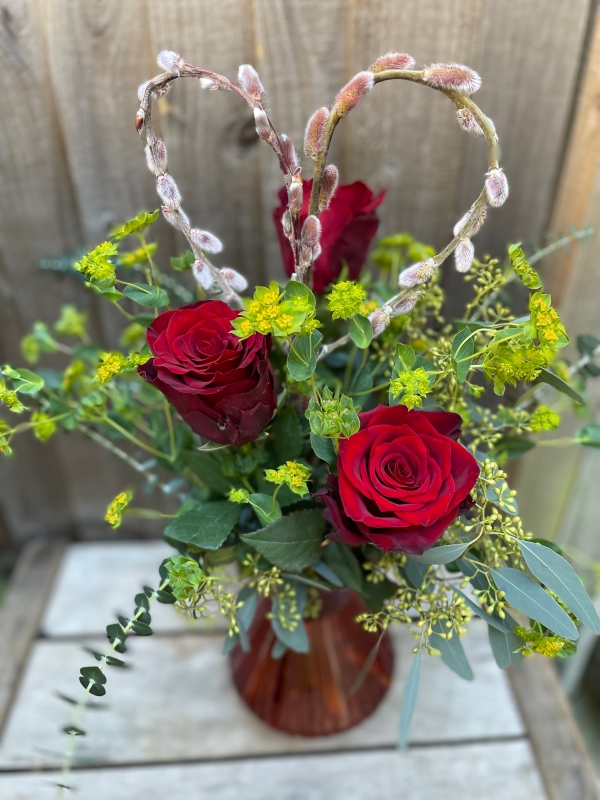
[2,48,600,789]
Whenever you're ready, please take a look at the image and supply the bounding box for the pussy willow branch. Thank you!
[307,67,498,298]
[137,63,305,293]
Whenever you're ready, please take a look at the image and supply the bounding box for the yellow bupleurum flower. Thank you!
[228,488,250,504]
[31,412,56,442]
[265,461,311,496]
[232,281,314,339]
[529,405,560,433]
[75,241,118,283]
[389,367,431,410]
[327,281,366,320]
[105,491,133,529]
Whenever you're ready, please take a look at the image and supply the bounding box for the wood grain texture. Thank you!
[0,741,547,800]
[509,655,600,800]
[0,625,523,770]
[0,538,66,734]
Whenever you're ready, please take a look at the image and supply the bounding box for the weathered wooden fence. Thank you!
[0,0,599,545]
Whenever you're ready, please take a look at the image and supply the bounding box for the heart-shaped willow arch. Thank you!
[136,51,506,340]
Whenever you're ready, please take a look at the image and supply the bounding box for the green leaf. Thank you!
[80,666,106,685]
[223,633,240,655]
[322,542,363,592]
[3,367,44,394]
[236,586,258,632]
[575,424,600,449]
[490,567,578,640]
[362,577,396,612]
[452,588,514,634]
[106,623,127,652]
[431,621,473,680]
[283,281,316,308]
[395,343,416,372]
[170,250,195,271]
[488,625,525,669]
[532,368,584,405]
[399,649,422,749]
[287,331,322,381]
[182,451,233,495]
[271,581,309,653]
[408,539,473,565]
[156,589,177,604]
[404,559,432,590]
[269,405,303,463]
[164,501,239,551]
[88,284,125,302]
[134,593,150,611]
[271,639,287,659]
[493,436,535,460]
[241,509,326,571]
[123,283,169,308]
[349,315,373,349]
[451,328,475,383]
[249,493,282,526]
[79,679,106,697]
[310,433,337,465]
[518,541,600,634]
[312,560,344,587]
[130,620,153,636]
[111,210,159,240]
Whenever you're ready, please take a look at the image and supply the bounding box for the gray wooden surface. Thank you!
[0,541,553,799]
[0,0,594,543]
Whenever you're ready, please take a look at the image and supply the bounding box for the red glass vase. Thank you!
[229,589,394,736]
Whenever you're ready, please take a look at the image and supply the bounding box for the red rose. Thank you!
[273,180,385,293]
[138,300,277,446]
[314,405,479,554]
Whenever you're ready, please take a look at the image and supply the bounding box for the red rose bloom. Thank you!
[273,179,385,293]
[315,405,479,555]
[138,300,277,446]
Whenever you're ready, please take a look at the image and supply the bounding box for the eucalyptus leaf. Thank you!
[488,625,525,669]
[349,315,373,349]
[409,538,474,565]
[451,328,475,383]
[431,621,474,680]
[312,560,344,587]
[241,509,326,571]
[490,567,578,640]
[404,559,432,589]
[123,283,169,308]
[399,649,422,750]
[164,501,239,551]
[287,331,322,381]
[236,586,259,633]
[271,639,287,659]
[575,424,600,449]
[223,632,240,655]
[518,541,600,633]
[452,588,513,634]
[80,666,106,685]
[322,542,363,592]
[532,368,584,405]
[271,581,309,653]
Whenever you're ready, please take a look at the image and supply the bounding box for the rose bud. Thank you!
[156,174,181,209]
[274,179,384,293]
[333,71,374,116]
[314,406,479,554]
[370,52,415,72]
[190,229,223,254]
[455,238,475,273]
[485,168,509,207]
[304,107,330,158]
[423,63,481,95]
[138,301,278,446]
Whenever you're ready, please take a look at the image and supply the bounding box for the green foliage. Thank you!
[349,314,373,348]
[123,283,169,307]
[241,510,327,571]
[287,331,322,381]
[165,555,205,601]
[508,244,542,289]
[171,250,196,271]
[110,210,159,240]
[164,502,239,551]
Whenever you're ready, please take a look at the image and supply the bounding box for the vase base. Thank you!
[230,589,394,737]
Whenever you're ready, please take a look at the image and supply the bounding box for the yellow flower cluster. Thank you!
[95,352,150,383]
[514,625,573,658]
[389,367,431,409]
[232,281,317,339]
[265,461,311,496]
[54,305,88,339]
[118,242,158,268]
[529,405,560,433]
[105,491,132,529]
[0,381,24,414]
[31,412,56,442]
[228,488,250,504]
[508,244,541,290]
[0,420,12,455]
[359,298,379,317]
[327,281,366,320]
[75,241,118,283]
[529,292,568,350]
[483,340,550,394]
